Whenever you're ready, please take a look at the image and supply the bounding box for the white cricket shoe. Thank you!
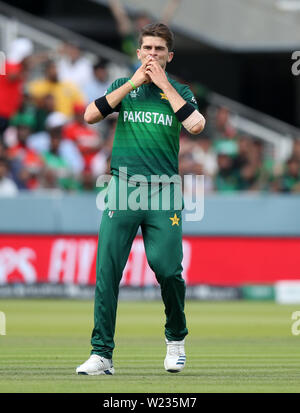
[164,339,186,373]
[76,354,115,375]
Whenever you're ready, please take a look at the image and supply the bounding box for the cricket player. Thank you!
[76,23,205,375]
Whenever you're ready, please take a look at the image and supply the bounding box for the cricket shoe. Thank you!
[76,354,115,375]
[164,339,186,373]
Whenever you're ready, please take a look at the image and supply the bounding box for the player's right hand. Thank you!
[130,56,152,87]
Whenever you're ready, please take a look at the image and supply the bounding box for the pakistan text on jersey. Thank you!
[123,111,173,127]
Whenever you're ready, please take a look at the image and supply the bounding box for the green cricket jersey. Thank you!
[105,74,199,181]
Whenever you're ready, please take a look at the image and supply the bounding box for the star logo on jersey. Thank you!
[169,213,180,226]
[160,93,168,100]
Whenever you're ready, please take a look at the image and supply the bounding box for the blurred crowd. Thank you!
[0,37,116,196]
[180,106,300,195]
[1,34,300,197]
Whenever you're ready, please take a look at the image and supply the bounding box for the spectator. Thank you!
[28,60,85,118]
[272,157,300,193]
[0,157,18,196]
[7,112,44,189]
[41,122,78,191]
[214,149,240,192]
[31,93,56,133]
[290,138,300,162]
[231,137,262,191]
[238,163,261,191]
[63,103,105,173]
[82,58,113,139]
[251,139,276,190]
[78,168,97,192]
[212,106,237,142]
[182,161,213,197]
[192,136,217,177]
[10,90,56,134]
[234,136,253,170]
[178,133,195,172]
[214,138,238,158]
[56,41,94,92]
[28,112,85,176]
[83,58,110,103]
[0,38,33,135]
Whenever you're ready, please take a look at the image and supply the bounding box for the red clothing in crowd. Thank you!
[8,144,43,173]
[63,121,101,167]
[0,62,24,119]
[8,144,44,190]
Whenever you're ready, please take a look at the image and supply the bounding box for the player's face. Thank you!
[137,36,173,69]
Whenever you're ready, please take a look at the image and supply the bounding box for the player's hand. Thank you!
[145,59,169,90]
[130,56,152,87]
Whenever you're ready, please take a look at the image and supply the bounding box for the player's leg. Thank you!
[76,209,141,375]
[91,208,141,358]
[77,175,143,375]
[141,209,188,372]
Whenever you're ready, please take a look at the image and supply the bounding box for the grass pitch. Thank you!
[0,298,300,393]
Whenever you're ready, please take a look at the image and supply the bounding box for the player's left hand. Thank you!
[145,59,169,91]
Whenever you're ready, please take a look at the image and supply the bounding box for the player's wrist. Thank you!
[160,80,172,93]
[128,79,137,90]
[129,77,144,89]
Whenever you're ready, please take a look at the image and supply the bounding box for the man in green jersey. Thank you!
[76,23,205,375]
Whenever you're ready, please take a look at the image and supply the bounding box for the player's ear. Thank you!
[167,52,174,63]
[137,48,142,61]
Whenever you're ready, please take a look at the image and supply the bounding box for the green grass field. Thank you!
[0,298,300,393]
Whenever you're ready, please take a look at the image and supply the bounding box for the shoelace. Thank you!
[168,344,185,357]
[88,355,113,368]
[87,355,105,365]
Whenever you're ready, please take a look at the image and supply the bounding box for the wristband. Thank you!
[174,102,195,123]
[128,79,137,90]
[94,96,114,118]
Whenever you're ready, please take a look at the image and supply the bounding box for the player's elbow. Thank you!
[84,103,102,124]
[84,110,96,124]
[189,116,206,135]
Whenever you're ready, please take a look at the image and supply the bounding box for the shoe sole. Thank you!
[164,360,184,373]
[76,368,115,376]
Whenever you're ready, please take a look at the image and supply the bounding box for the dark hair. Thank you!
[139,23,174,51]
[93,57,109,71]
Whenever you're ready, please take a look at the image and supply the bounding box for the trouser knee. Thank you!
[149,260,183,286]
